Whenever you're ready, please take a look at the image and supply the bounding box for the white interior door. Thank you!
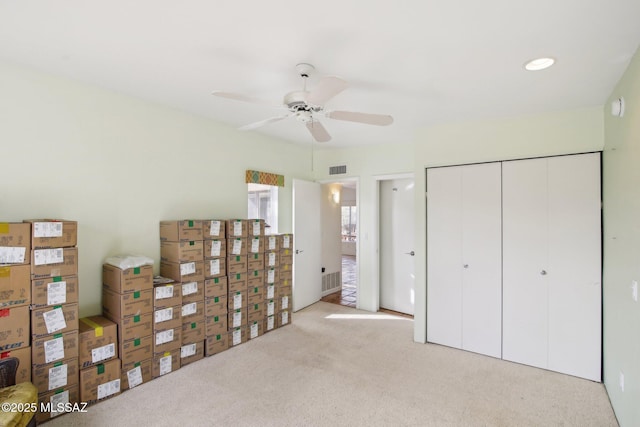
[292,179,322,312]
[380,178,415,315]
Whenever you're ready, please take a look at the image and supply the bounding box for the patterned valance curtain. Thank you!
[245,170,285,187]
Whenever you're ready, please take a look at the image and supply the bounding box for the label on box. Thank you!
[127,366,143,389]
[210,220,221,236]
[252,222,260,236]
[210,240,221,257]
[281,296,289,310]
[33,222,63,238]
[159,355,172,375]
[250,323,258,339]
[232,329,241,345]
[182,281,198,296]
[181,343,196,358]
[268,236,276,250]
[233,221,242,237]
[251,238,259,253]
[267,301,275,316]
[267,270,275,284]
[0,247,26,264]
[50,390,69,418]
[232,240,242,255]
[182,302,197,317]
[233,293,242,309]
[267,316,275,331]
[92,343,116,363]
[34,248,64,266]
[48,364,68,390]
[47,281,67,305]
[43,307,67,334]
[97,379,120,400]
[156,329,174,345]
[268,252,276,267]
[209,259,220,275]
[44,336,65,363]
[232,311,242,327]
[282,311,289,325]
[155,307,173,324]
[266,285,275,299]
[180,262,196,276]
[155,285,174,300]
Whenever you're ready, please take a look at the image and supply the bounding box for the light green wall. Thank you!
[0,62,312,317]
[602,47,640,427]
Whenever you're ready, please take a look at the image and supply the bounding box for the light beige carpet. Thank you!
[46,302,617,426]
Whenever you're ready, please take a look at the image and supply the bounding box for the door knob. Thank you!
[540,270,547,275]
[463,264,469,269]
[404,251,415,256]
[295,249,303,254]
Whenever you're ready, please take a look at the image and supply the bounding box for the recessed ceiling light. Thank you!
[524,57,555,71]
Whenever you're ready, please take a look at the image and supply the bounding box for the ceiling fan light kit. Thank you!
[212,63,394,143]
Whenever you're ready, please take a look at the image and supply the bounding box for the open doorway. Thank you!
[320,179,358,308]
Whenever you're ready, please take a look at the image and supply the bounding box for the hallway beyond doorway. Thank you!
[321,255,356,307]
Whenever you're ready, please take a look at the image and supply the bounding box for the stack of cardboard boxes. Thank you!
[203,220,228,356]
[263,234,280,333]
[277,234,294,328]
[26,220,80,423]
[102,260,154,391]
[246,219,266,340]
[226,219,249,347]
[78,316,120,404]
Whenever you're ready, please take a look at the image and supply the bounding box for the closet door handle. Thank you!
[463,264,469,269]
[540,270,547,276]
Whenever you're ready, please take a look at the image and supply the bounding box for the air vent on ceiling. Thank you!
[329,165,347,175]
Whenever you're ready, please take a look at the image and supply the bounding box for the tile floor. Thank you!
[321,255,357,308]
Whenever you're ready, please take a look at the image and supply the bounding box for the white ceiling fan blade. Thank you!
[238,114,291,131]
[326,110,394,126]
[306,76,348,106]
[305,120,331,142]
[212,90,278,107]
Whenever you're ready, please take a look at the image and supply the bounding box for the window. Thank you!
[341,206,357,242]
[248,183,278,234]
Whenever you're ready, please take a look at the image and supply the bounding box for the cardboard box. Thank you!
[32,330,79,366]
[279,295,292,312]
[103,311,152,343]
[181,300,204,321]
[228,290,247,311]
[181,318,205,344]
[204,276,227,298]
[153,305,181,331]
[278,283,292,298]
[24,220,77,249]
[205,314,227,337]
[120,335,152,366]
[227,308,247,329]
[121,358,152,390]
[264,315,276,333]
[205,333,228,356]
[32,357,79,394]
[265,299,277,317]
[228,273,247,293]
[265,251,279,268]
[247,302,264,324]
[152,348,180,378]
[227,219,247,238]
[31,303,79,338]
[103,264,154,294]
[0,265,30,308]
[181,280,205,304]
[248,284,264,302]
[203,220,226,240]
[36,384,79,424]
[279,250,293,265]
[266,235,280,252]
[153,326,182,353]
[227,256,248,275]
[160,240,204,263]
[159,260,205,283]
[204,239,226,259]
[180,341,204,366]
[278,310,292,328]
[31,247,78,280]
[228,327,246,347]
[227,238,247,257]
[205,295,227,317]
[153,276,182,308]
[280,268,293,282]
[78,316,118,368]
[247,253,265,271]
[1,346,31,382]
[31,275,78,308]
[102,288,153,319]
[248,236,265,254]
[160,220,203,242]
[204,257,226,279]
[0,222,31,264]
[278,234,294,250]
[247,270,265,288]
[265,268,279,285]
[79,358,121,404]
[247,219,266,237]
[247,320,263,340]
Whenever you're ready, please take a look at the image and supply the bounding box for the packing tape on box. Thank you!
[0,267,10,278]
[97,364,105,375]
[80,318,104,337]
[0,223,9,233]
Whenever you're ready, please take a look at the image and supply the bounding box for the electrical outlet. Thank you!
[619,371,625,392]
[632,280,638,302]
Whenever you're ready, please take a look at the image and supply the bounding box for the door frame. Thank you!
[374,172,415,312]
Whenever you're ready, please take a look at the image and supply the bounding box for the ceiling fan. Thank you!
[212,63,393,143]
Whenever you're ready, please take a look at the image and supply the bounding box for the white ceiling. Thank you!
[1,1,639,148]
